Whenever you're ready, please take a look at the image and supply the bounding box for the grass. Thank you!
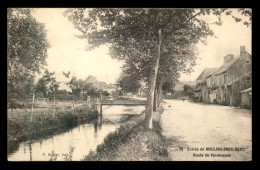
[83,112,171,161]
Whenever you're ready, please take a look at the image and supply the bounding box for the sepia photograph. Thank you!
[7,8,252,161]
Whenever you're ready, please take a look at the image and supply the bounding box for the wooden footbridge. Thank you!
[95,99,147,114]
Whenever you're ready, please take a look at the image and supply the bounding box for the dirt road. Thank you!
[160,99,252,161]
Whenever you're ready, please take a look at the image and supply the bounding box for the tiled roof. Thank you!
[205,68,219,78]
[196,68,217,80]
[214,57,240,75]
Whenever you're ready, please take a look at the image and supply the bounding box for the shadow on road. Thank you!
[164,136,189,150]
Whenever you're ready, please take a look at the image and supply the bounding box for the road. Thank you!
[160,99,252,161]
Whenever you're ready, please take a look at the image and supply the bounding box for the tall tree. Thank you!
[7,8,50,108]
[25,75,36,122]
[35,77,48,98]
[43,70,59,116]
[62,72,83,112]
[70,77,82,100]
[117,73,141,95]
[64,8,251,129]
[183,84,194,95]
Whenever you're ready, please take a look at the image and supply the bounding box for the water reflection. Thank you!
[8,105,145,161]
[29,141,32,161]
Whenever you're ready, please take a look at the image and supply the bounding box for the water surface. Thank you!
[8,105,145,161]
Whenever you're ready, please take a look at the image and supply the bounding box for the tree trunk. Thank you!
[154,81,163,113]
[72,94,75,114]
[53,93,56,116]
[30,92,35,122]
[145,28,162,129]
[154,85,160,111]
[153,87,157,111]
[157,83,164,113]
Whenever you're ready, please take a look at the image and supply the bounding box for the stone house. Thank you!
[196,46,252,108]
[194,68,217,103]
[204,68,219,103]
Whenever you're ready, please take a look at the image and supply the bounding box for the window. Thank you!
[246,60,250,64]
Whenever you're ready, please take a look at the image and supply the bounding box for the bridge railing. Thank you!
[97,100,147,105]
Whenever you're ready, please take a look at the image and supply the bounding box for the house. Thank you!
[195,46,252,108]
[195,68,217,102]
[213,46,251,107]
[204,68,219,103]
[58,82,72,92]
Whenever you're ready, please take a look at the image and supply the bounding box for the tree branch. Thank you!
[164,11,203,40]
[184,11,202,24]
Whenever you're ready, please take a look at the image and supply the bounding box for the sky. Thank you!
[32,8,251,84]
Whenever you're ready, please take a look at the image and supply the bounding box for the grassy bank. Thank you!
[7,106,97,154]
[83,112,170,161]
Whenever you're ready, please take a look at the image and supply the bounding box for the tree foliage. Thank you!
[63,8,221,84]
[35,77,48,97]
[64,8,251,128]
[64,8,251,81]
[62,73,81,100]
[43,70,59,97]
[117,73,141,94]
[183,84,194,96]
[162,81,175,93]
[7,8,50,105]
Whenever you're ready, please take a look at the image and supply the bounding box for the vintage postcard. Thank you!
[7,8,252,161]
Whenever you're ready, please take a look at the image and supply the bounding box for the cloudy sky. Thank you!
[32,8,251,84]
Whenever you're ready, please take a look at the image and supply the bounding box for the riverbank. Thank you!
[83,111,171,161]
[7,104,97,155]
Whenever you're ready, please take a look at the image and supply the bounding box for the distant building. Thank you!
[58,82,72,92]
[195,46,252,108]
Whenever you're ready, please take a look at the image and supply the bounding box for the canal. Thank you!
[8,105,145,161]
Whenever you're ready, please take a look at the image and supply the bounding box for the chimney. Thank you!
[240,46,246,57]
[224,54,234,64]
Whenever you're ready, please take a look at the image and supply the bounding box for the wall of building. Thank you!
[241,92,251,109]
[226,53,251,106]
[196,47,251,108]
